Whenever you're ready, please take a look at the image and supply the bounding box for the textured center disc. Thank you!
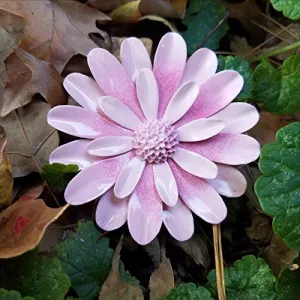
[133,119,179,164]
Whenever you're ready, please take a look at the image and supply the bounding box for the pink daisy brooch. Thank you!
[47,32,260,245]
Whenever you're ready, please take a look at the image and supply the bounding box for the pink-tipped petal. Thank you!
[87,136,133,157]
[98,96,142,130]
[162,81,199,125]
[114,156,146,198]
[153,162,178,207]
[180,48,218,86]
[121,37,152,82]
[209,103,259,133]
[169,160,227,224]
[50,140,99,170]
[177,119,225,142]
[172,147,217,179]
[136,69,159,120]
[163,198,194,241]
[153,33,187,118]
[87,48,144,119]
[48,105,131,139]
[207,164,247,197]
[96,188,129,231]
[64,152,132,205]
[177,71,244,127]
[128,164,162,245]
[181,133,260,165]
[63,73,104,112]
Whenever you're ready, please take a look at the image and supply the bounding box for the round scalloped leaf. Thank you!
[271,0,300,20]
[0,289,34,300]
[255,122,300,249]
[163,283,213,300]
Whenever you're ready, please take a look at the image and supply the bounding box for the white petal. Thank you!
[136,69,159,119]
[180,48,218,86]
[163,81,199,125]
[87,136,133,157]
[50,140,98,170]
[121,37,152,82]
[96,188,129,231]
[114,156,146,198]
[172,147,217,179]
[177,119,225,142]
[97,96,142,130]
[207,164,247,197]
[153,162,178,207]
[163,198,194,241]
[209,102,259,133]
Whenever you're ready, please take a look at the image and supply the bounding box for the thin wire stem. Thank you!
[213,224,226,300]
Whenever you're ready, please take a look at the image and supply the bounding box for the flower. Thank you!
[47,33,260,245]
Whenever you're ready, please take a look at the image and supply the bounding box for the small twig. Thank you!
[243,24,293,58]
[213,224,226,300]
[197,10,230,49]
[260,12,299,40]
[249,40,300,62]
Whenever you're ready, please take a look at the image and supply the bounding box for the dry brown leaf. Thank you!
[263,234,299,276]
[139,0,187,19]
[110,1,141,23]
[0,125,12,207]
[248,111,294,146]
[149,256,174,300]
[0,183,68,258]
[222,0,266,44]
[140,15,177,32]
[1,48,67,117]
[0,0,110,72]
[171,234,210,268]
[99,237,144,300]
[0,99,59,177]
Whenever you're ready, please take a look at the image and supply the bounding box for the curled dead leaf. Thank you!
[1,48,67,117]
[0,126,12,207]
[149,255,174,300]
[99,237,144,300]
[0,0,110,72]
[0,184,68,258]
[110,1,141,23]
[0,99,59,177]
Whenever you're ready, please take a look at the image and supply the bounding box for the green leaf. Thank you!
[180,0,228,55]
[163,283,213,300]
[276,257,300,299]
[206,255,276,300]
[271,0,300,20]
[218,56,254,100]
[253,55,300,114]
[255,122,300,249]
[0,250,71,300]
[57,221,114,300]
[41,163,79,191]
[0,289,34,300]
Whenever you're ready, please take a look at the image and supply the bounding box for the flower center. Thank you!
[133,119,179,164]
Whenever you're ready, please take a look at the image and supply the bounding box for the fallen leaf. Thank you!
[263,234,299,276]
[110,1,141,23]
[88,0,128,11]
[1,48,67,117]
[99,237,144,300]
[0,9,25,110]
[139,0,188,19]
[149,256,174,300]
[0,125,12,207]
[171,234,210,268]
[0,99,59,177]
[248,110,294,146]
[222,0,266,44]
[0,0,110,72]
[139,15,177,32]
[0,184,68,258]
